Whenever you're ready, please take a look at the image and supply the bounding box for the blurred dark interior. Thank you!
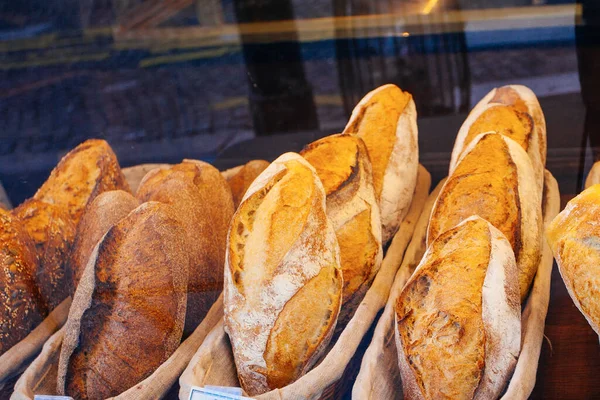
[0,0,590,206]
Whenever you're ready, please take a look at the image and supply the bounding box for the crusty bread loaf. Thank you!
[450,85,546,194]
[67,190,139,292]
[223,152,343,395]
[57,201,189,400]
[0,208,47,357]
[301,134,382,318]
[547,184,600,335]
[396,216,521,400]
[343,84,419,243]
[13,199,76,310]
[428,132,542,300]
[137,160,234,336]
[34,139,130,225]
[223,160,270,208]
[122,163,170,195]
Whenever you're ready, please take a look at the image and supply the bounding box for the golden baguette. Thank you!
[223,153,342,395]
[428,132,542,300]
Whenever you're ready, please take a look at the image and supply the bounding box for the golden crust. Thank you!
[137,160,234,336]
[223,153,342,396]
[547,184,600,334]
[301,134,382,311]
[397,217,522,400]
[34,139,130,225]
[67,190,139,293]
[429,133,541,300]
[13,199,76,310]
[0,208,46,356]
[465,105,533,153]
[226,160,270,208]
[343,85,411,199]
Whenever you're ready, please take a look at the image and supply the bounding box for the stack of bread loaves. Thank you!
[394,85,548,399]
[222,84,419,396]
[0,139,129,359]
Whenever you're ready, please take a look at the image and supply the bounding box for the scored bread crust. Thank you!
[13,199,76,310]
[428,132,542,300]
[343,84,419,243]
[224,160,270,208]
[0,208,46,357]
[546,184,600,335]
[66,190,140,293]
[301,134,383,323]
[34,139,130,225]
[395,216,520,400]
[57,202,189,400]
[450,85,546,195]
[137,160,234,336]
[223,152,343,396]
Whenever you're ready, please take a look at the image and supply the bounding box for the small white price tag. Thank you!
[34,396,74,400]
[188,385,251,400]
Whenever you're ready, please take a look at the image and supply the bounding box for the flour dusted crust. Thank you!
[547,184,600,335]
[57,202,189,400]
[395,216,520,400]
[343,84,419,243]
[137,160,234,336]
[67,190,139,292]
[34,139,130,225]
[301,134,383,320]
[223,152,343,396]
[428,132,542,300]
[450,85,546,195]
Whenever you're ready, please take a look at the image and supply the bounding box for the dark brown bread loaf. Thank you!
[57,201,189,400]
[67,190,139,292]
[34,139,130,225]
[137,160,234,336]
[13,199,76,310]
[0,208,47,356]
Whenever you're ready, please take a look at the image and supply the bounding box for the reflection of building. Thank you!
[334,0,471,118]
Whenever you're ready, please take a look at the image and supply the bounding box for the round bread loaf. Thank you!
[137,160,234,336]
[67,190,139,293]
[14,199,76,310]
[0,208,46,357]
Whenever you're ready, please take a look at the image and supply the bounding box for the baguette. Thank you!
[396,216,520,400]
[34,139,130,225]
[223,160,270,208]
[546,184,600,335]
[0,208,46,356]
[428,132,542,300]
[450,85,546,193]
[13,199,76,310]
[137,160,234,335]
[223,152,343,395]
[301,134,382,320]
[67,190,139,292]
[57,201,189,400]
[343,84,419,243]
